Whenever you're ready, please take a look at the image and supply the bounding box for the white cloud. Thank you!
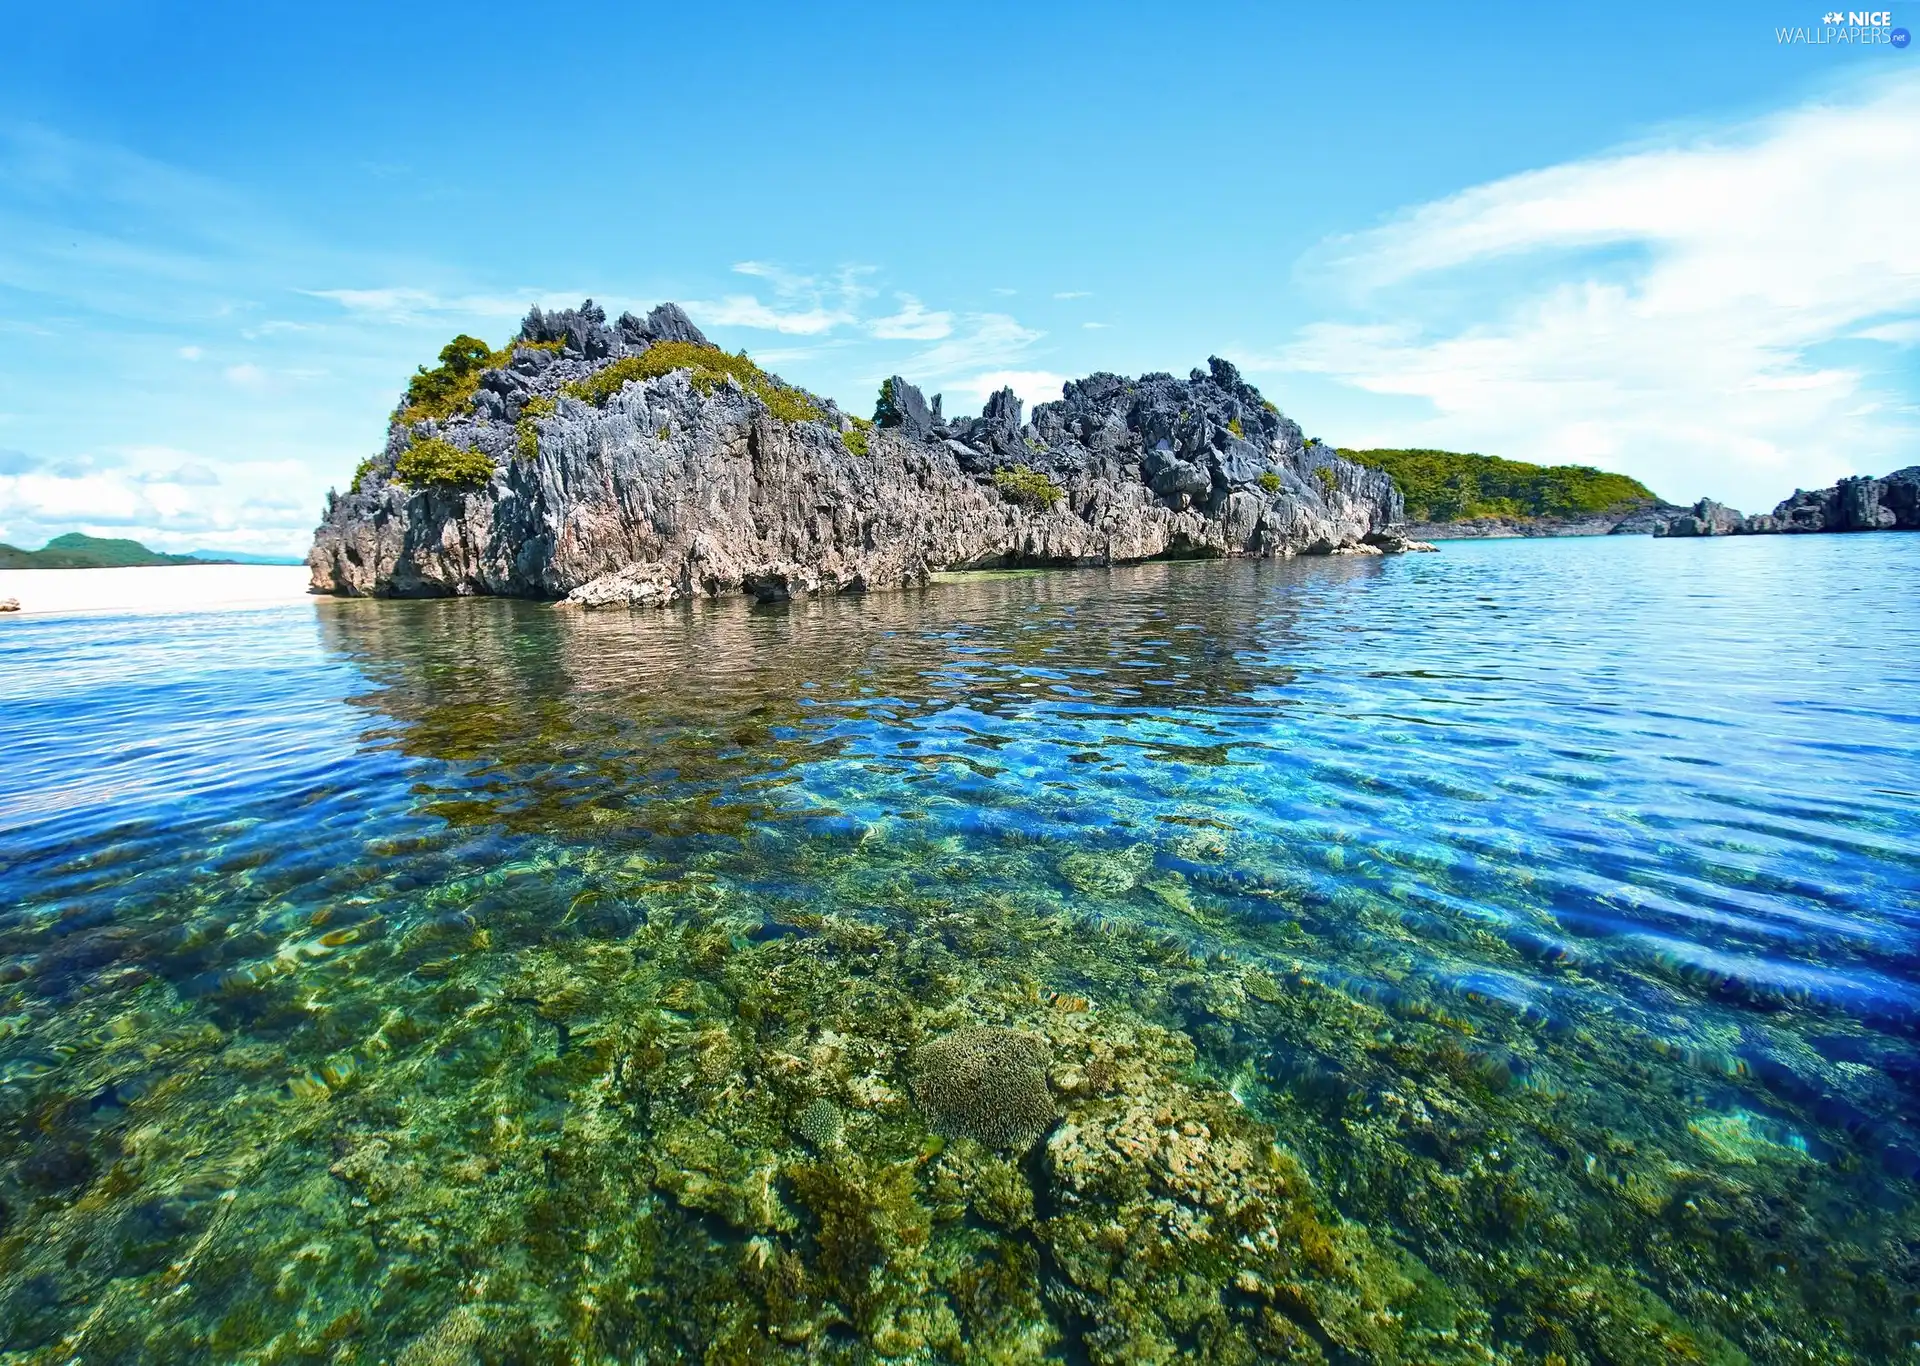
[1082,322,1109,330]
[869,294,953,340]
[1855,319,1920,345]
[687,261,876,337]
[949,370,1071,413]
[178,344,202,360]
[224,362,266,387]
[140,461,221,487]
[906,314,1045,381]
[1053,290,1092,300]
[0,458,319,556]
[302,286,561,322]
[1274,76,1920,509]
[687,294,852,335]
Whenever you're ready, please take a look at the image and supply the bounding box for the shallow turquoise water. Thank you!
[1,534,1917,1363]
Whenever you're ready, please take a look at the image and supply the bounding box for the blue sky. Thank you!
[1,0,1914,555]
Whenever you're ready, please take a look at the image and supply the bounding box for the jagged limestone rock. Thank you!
[309,302,1414,601]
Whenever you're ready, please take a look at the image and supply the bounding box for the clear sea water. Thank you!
[1,534,1916,1364]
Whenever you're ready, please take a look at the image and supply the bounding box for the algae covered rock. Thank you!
[911,1025,1056,1150]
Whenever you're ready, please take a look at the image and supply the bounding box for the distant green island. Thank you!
[1341,448,1661,522]
[0,533,300,569]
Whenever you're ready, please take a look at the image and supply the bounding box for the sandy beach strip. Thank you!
[0,564,318,618]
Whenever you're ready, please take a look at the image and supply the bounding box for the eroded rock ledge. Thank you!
[308,301,1429,606]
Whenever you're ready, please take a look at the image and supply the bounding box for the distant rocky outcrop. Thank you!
[309,301,1425,605]
[1655,469,1920,538]
[1395,506,1684,541]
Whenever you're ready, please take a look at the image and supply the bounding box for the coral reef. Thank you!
[911,1027,1056,1150]
[794,1097,845,1150]
[3,561,1918,1364]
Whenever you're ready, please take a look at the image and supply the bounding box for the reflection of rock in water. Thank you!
[312,559,1351,837]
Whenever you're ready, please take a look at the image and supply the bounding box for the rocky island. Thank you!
[308,302,1427,605]
[1654,467,1920,536]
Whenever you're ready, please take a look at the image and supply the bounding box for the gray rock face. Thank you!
[1763,467,1920,533]
[309,302,1415,605]
[1657,499,1747,538]
[1647,469,1920,538]
[874,376,941,442]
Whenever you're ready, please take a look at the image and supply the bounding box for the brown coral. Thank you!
[910,1026,1055,1150]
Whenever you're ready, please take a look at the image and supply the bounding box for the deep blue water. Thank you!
[1,532,1917,1362]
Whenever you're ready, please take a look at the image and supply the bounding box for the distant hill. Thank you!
[186,549,305,565]
[0,533,237,569]
[1341,448,1661,522]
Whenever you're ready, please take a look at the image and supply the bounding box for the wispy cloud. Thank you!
[302,286,563,323]
[1053,290,1092,300]
[869,294,953,340]
[1855,319,1920,345]
[686,261,874,336]
[1269,75,1920,509]
[906,313,1045,381]
[691,295,852,335]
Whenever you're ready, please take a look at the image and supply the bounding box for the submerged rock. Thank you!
[308,302,1413,602]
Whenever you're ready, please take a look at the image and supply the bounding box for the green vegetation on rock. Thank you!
[562,341,823,423]
[1343,447,1659,522]
[399,335,564,426]
[394,436,495,491]
[992,466,1064,511]
[1257,471,1282,494]
[399,335,504,425]
[842,415,873,457]
[516,396,556,461]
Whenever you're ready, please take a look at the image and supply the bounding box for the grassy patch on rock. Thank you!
[398,335,563,426]
[993,466,1064,511]
[394,436,494,490]
[562,341,823,424]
